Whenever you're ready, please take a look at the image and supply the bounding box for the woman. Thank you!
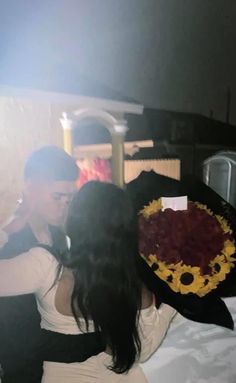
[0,182,175,382]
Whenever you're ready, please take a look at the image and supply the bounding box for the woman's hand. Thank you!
[3,199,31,235]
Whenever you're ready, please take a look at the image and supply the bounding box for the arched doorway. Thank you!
[60,109,128,188]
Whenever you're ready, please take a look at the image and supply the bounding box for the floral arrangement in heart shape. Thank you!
[138,199,236,297]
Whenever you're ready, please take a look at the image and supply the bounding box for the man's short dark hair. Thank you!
[24,146,79,182]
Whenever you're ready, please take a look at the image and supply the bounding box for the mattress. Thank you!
[142,297,236,383]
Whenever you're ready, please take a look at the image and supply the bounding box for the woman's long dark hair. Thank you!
[66,181,142,373]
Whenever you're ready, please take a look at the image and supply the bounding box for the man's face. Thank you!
[25,179,76,227]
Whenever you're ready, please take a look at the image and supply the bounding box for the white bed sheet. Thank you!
[142,297,236,383]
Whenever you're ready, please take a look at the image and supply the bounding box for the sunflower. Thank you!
[215,215,232,234]
[198,276,219,297]
[195,202,213,215]
[144,254,178,292]
[140,199,162,219]
[210,255,231,282]
[157,262,180,293]
[222,239,236,262]
[144,254,158,268]
[172,264,205,294]
[143,253,163,274]
[146,254,167,276]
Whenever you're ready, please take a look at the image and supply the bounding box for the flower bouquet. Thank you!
[127,171,236,328]
[139,199,236,297]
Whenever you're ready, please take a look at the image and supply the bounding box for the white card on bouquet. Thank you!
[161,196,188,211]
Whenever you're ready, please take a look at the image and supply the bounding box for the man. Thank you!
[0,146,78,383]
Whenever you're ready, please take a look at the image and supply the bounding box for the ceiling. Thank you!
[1,0,236,123]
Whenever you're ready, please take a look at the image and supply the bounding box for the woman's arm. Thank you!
[0,247,56,296]
[0,199,31,249]
[138,303,176,362]
[139,283,176,361]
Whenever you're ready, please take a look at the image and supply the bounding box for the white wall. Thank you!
[0,97,64,224]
